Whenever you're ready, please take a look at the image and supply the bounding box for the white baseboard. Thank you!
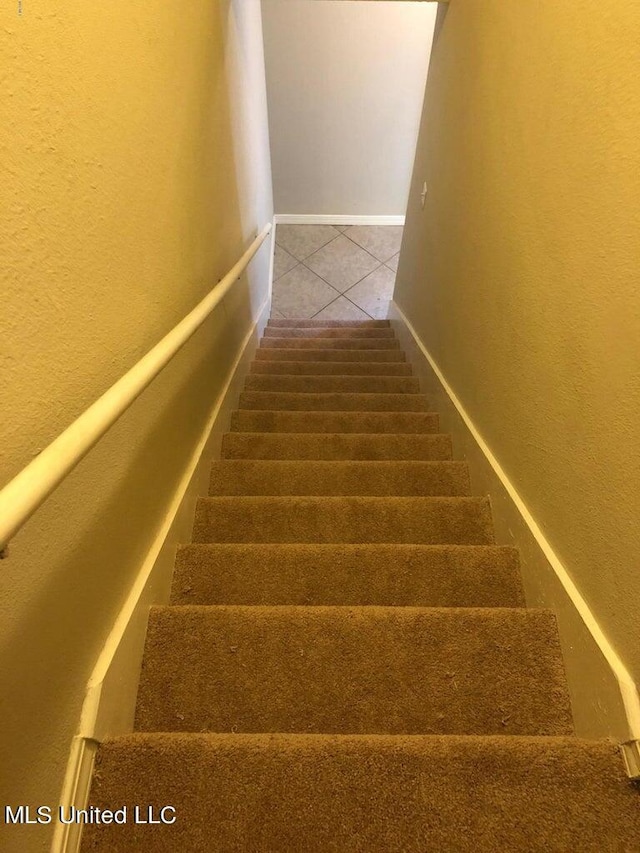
[50,297,271,853]
[273,214,405,227]
[389,300,640,744]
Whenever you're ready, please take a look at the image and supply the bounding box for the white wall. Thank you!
[262,0,436,216]
[225,0,274,280]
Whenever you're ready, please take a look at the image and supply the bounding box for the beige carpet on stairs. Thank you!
[82,319,640,852]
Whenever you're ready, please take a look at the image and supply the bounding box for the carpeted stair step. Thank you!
[230,410,440,433]
[238,391,430,411]
[192,496,494,544]
[209,460,468,494]
[260,337,401,350]
[267,318,391,328]
[243,374,420,394]
[263,327,396,338]
[134,606,573,736]
[249,360,413,376]
[255,347,406,362]
[171,543,523,607]
[220,432,452,461]
[82,734,640,853]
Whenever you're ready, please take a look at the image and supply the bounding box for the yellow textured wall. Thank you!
[396,0,640,715]
[0,2,271,849]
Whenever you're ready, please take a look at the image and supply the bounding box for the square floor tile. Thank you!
[344,226,403,263]
[304,234,379,293]
[273,245,298,281]
[275,225,340,261]
[344,265,396,319]
[272,265,340,319]
[313,296,370,321]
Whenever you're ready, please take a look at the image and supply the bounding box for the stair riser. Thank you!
[243,375,420,394]
[255,349,406,362]
[260,338,401,350]
[220,434,452,461]
[192,497,495,544]
[249,361,413,376]
[263,327,396,339]
[209,461,469,495]
[238,392,430,411]
[135,607,573,736]
[230,411,440,433]
[172,544,523,607]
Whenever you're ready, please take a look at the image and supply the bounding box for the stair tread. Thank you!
[135,606,572,737]
[249,360,413,375]
[173,543,523,607]
[83,735,640,853]
[263,327,396,338]
[255,348,407,361]
[220,432,453,460]
[193,495,495,544]
[260,337,401,349]
[209,459,469,494]
[230,410,439,433]
[244,374,420,393]
[238,391,430,410]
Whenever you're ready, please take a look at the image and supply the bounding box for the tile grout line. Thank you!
[273,259,301,285]
[301,258,380,320]
[310,288,375,322]
[308,291,356,321]
[340,228,401,267]
[300,258,374,297]
[341,262,394,297]
[297,247,388,303]
[275,227,343,265]
[309,255,394,320]
[337,291,376,321]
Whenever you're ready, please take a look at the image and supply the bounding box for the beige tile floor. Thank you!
[271,224,402,320]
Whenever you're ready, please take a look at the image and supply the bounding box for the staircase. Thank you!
[83,319,640,851]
